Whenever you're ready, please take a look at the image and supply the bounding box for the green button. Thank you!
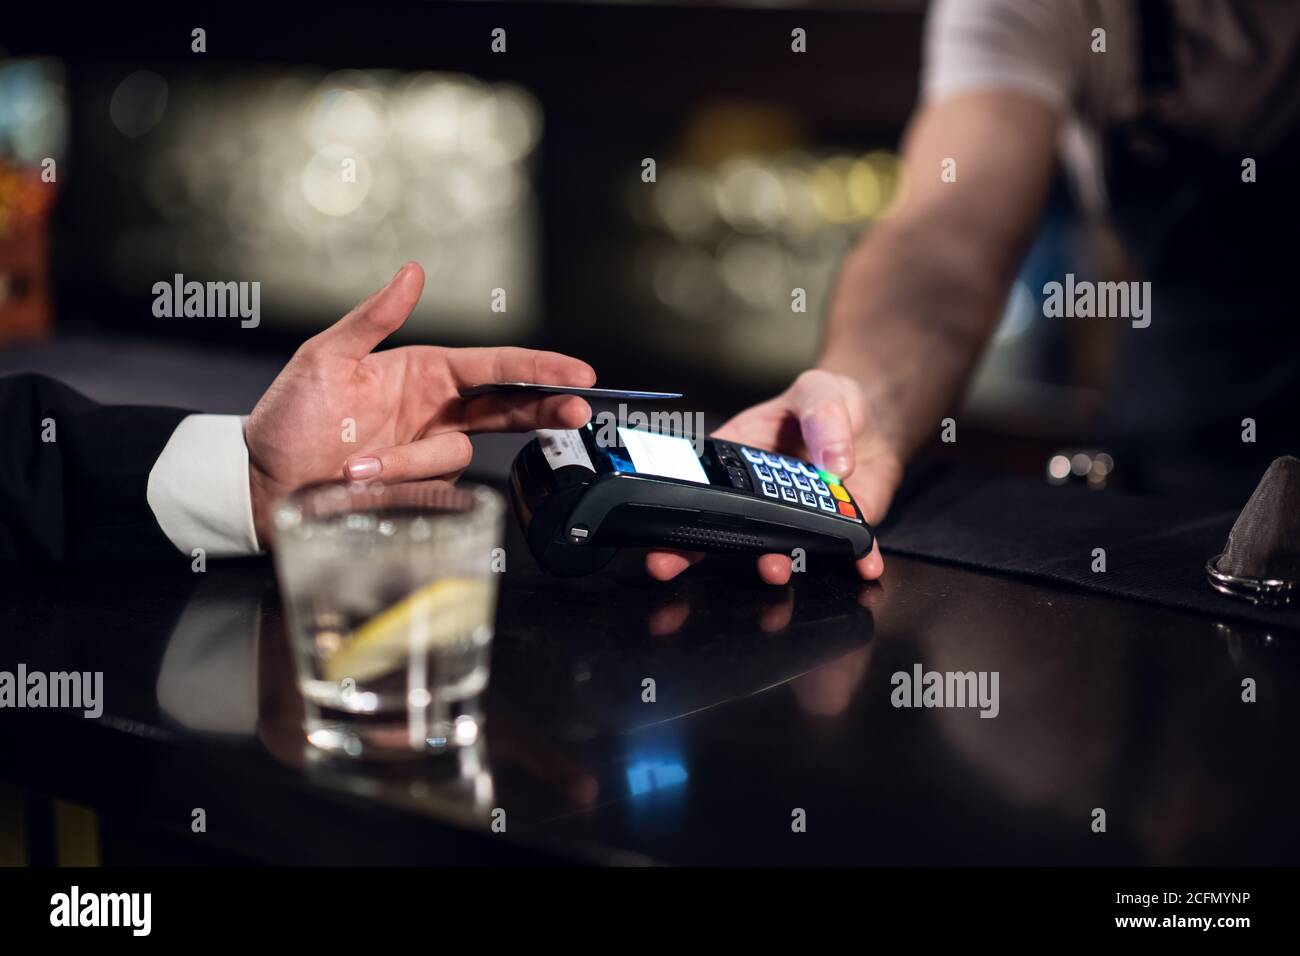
[817,469,841,485]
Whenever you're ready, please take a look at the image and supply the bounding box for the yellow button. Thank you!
[830,484,850,502]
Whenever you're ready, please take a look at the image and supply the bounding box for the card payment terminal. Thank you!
[509,424,873,575]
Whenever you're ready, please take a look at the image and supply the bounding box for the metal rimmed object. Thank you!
[1205,554,1295,606]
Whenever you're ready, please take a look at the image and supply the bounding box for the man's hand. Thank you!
[644,369,899,585]
[245,262,595,547]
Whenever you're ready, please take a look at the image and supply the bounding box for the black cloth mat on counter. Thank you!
[878,463,1299,632]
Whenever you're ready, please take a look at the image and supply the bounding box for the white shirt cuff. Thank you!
[147,414,262,558]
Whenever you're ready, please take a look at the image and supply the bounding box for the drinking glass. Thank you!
[271,480,504,759]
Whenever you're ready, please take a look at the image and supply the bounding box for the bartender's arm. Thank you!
[648,90,1062,584]
[0,263,595,566]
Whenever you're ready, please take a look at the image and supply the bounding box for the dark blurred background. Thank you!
[0,0,1095,474]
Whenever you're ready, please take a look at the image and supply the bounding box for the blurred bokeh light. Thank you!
[0,58,68,165]
[108,68,542,337]
[626,145,902,377]
[0,58,66,344]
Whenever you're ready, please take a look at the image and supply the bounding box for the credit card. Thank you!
[460,382,683,401]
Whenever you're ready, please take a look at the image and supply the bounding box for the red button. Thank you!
[836,501,858,519]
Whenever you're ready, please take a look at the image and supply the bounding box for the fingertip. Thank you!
[560,397,592,427]
[447,430,475,469]
[646,550,695,581]
[645,553,680,581]
[541,352,596,388]
[368,262,424,328]
[817,444,854,478]
[796,397,855,476]
[343,454,381,482]
[856,542,885,580]
[757,553,793,586]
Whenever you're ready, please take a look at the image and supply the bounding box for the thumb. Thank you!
[310,262,425,361]
[786,371,858,477]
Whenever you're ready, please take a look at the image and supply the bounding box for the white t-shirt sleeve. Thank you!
[922,0,1087,111]
[146,414,262,557]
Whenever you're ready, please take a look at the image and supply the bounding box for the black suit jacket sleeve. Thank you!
[0,373,193,567]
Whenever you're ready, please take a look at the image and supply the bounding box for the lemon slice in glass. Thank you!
[323,577,493,684]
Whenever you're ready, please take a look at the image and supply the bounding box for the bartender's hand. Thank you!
[245,262,594,546]
[645,370,898,585]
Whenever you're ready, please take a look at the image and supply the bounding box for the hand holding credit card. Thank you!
[460,383,683,401]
